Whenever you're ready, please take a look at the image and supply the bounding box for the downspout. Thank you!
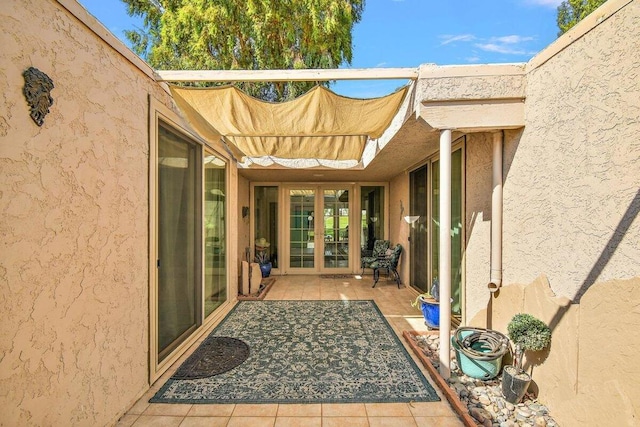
[488,131,503,292]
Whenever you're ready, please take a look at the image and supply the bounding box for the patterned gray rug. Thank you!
[150,300,439,404]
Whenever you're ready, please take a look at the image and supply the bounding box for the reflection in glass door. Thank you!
[157,124,201,362]
[289,189,315,269]
[410,166,428,293]
[323,189,349,269]
[203,153,226,318]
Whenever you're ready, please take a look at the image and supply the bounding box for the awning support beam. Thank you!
[155,68,418,82]
[438,129,452,380]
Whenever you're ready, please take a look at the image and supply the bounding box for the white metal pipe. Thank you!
[155,68,419,82]
[438,129,452,379]
[488,131,503,292]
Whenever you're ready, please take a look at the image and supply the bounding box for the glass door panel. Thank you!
[360,186,385,252]
[410,167,428,293]
[323,189,349,269]
[289,189,315,269]
[431,149,463,315]
[157,124,201,362]
[203,153,226,318]
[254,186,279,269]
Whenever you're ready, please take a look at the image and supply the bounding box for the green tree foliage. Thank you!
[122,0,364,101]
[557,0,607,35]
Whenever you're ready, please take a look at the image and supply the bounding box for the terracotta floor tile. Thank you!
[367,417,417,427]
[226,416,276,427]
[277,403,322,416]
[131,415,184,427]
[179,417,230,427]
[408,402,458,417]
[274,416,322,427]
[322,403,367,417]
[414,416,465,427]
[143,403,192,417]
[187,404,235,417]
[322,417,369,427]
[233,404,279,417]
[364,403,412,417]
[127,398,150,415]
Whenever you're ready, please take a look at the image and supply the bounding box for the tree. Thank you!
[123,0,365,101]
[557,0,607,35]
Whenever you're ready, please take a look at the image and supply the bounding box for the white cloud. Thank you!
[465,56,481,63]
[491,35,535,44]
[439,34,476,46]
[475,43,527,55]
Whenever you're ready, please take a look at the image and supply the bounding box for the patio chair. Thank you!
[371,244,403,288]
[360,239,390,274]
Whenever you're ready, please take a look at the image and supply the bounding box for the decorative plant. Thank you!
[254,251,270,265]
[507,313,552,373]
[410,277,439,308]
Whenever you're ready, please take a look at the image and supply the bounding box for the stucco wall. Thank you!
[2,1,178,425]
[389,173,410,285]
[463,133,493,323]
[482,1,640,425]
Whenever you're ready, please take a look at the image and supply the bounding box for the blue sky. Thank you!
[78,0,563,97]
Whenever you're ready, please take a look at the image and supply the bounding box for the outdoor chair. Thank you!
[371,243,403,288]
[360,239,390,274]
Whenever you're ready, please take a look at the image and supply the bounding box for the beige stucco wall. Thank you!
[389,173,410,285]
[469,1,640,425]
[0,0,237,425]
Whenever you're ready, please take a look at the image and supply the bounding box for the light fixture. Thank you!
[370,216,378,223]
[404,215,420,225]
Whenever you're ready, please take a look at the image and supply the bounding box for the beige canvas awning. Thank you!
[169,84,408,162]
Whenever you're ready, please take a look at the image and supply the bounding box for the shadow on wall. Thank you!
[546,188,640,333]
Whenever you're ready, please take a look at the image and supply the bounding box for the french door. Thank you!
[286,186,351,273]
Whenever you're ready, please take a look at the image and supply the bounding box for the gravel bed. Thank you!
[413,333,559,427]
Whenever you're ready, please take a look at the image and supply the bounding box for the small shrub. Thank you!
[507,313,551,372]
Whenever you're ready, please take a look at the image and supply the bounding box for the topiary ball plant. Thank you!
[507,313,552,373]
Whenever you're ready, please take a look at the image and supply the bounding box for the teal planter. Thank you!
[451,328,508,380]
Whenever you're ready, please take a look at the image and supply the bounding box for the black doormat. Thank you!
[319,274,354,279]
[171,336,250,380]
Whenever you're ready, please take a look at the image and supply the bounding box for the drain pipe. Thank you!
[488,131,503,293]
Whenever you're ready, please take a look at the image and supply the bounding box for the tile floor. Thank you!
[117,275,464,427]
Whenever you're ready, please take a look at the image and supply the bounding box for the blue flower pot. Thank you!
[259,262,272,278]
[419,296,440,329]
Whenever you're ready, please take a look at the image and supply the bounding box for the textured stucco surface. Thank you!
[1,1,171,425]
[502,0,640,301]
[463,133,493,323]
[485,1,640,425]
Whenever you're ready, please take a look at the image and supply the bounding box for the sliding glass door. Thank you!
[323,189,350,269]
[409,145,463,316]
[157,124,201,362]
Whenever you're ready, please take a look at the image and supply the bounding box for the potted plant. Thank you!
[411,278,441,329]
[501,313,552,404]
[254,251,272,278]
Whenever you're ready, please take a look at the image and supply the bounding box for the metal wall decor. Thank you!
[23,67,54,126]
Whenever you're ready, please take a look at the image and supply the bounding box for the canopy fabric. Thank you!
[169,84,408,162]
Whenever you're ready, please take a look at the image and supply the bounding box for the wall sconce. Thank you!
[404,216,420,225]
[242,206,249,218]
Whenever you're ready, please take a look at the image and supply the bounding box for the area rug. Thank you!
[150,300,440,404]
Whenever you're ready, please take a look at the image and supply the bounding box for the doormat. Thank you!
[172,337,250,380]
[150,300,440,404]
[319,274,354,279]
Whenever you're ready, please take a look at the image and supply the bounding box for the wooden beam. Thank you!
[155,68,418,82]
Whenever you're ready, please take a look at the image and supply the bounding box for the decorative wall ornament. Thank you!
[23,67,54,126]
